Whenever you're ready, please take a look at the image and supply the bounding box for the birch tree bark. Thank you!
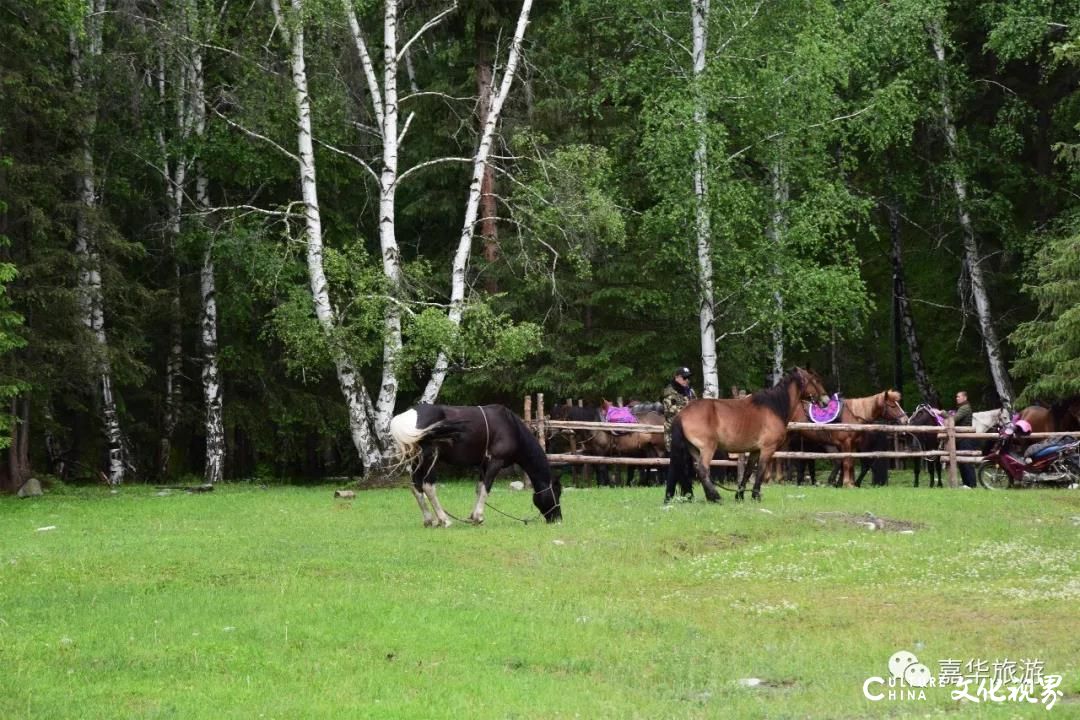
[189,2,225,484]
[886,200,939,406]
[373,0,404,434]
[275,0,384,469]
[71,0,126,485]
[691,0,719,398]
[421,0,534,403]
[926,21,1014,407]
[767,162,788,386]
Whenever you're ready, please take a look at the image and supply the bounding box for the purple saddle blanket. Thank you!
[606,406,636,424]
[808,394,842,424]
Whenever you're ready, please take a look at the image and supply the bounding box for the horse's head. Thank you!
[909,404,944,426]
[533,476,562,523]
[883,389,907,423]
[791,367,829,407]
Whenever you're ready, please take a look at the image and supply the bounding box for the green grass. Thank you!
[2,477,1078,719]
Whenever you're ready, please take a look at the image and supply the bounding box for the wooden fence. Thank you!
[523,393,1064,489]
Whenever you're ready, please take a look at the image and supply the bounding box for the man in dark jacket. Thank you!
[954,390,977,488]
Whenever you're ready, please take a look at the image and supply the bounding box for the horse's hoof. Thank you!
[752,492,761,502]
[423,518,435,527]
[735,491,744,502]
[469,516,485,526]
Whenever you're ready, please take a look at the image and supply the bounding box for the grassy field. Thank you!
[2,475,1078,719]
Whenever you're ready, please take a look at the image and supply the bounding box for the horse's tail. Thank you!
[668,417,694,497]
[389,408,432,461]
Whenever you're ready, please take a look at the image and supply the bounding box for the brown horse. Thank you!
[667,367,829,503]
[1019,396,1080,434]
[594,401,666,485]
[793,390,907,488]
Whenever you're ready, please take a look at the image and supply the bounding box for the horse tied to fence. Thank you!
[389,404,562,527]
[793,389,907,488]
[667,367,829,503]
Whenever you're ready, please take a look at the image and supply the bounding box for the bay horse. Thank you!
[389,404,562,527]
[1019,396,1080,434]
[594,400,666,486]
[548,403,610,486]
[793,389,906,488]
[667,367,828,503]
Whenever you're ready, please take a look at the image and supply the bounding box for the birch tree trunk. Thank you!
[887,200,939,406]
[373,0,404,435]
[277,0,384,469]
[691,0,719,398]
[767,162,788,386]
[475,22,499,293]
[190,9,225,484]
[927,21,1014,408]
[421,0,533,403]
[71,0,126,485]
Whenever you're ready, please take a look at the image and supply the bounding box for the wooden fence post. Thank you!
[945,415,958,488]
[524,395,532,424]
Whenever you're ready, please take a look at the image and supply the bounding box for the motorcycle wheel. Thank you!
[978,462,1010,490]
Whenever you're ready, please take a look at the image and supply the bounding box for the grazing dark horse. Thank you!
[794,390,906,488]
[667,367,829,503]
[907,404,945,488]
[1019,396,1080,434]
[389,404,562,527]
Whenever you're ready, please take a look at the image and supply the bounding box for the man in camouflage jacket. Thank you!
[662,366,697,451]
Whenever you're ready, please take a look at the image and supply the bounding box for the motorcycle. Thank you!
[978,419,1080,489]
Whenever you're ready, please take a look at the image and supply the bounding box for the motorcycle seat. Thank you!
[1030,445,1067,461]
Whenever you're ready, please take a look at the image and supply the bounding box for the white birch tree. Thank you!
[926,20,1014,407]
[421,0,534,402]
[71,0,127,484]
[189,0,225,484]
[272,0,385,469]
[690,0,719,398]
[767,162,788,386]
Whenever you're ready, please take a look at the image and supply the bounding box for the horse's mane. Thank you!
[503,406,552,483]
[750,369,805,420]
[844,391,882,420]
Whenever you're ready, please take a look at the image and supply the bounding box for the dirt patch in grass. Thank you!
[665,531,749,558]
[812,511,924,533]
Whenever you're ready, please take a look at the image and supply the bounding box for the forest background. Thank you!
[2,0,1080,488]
